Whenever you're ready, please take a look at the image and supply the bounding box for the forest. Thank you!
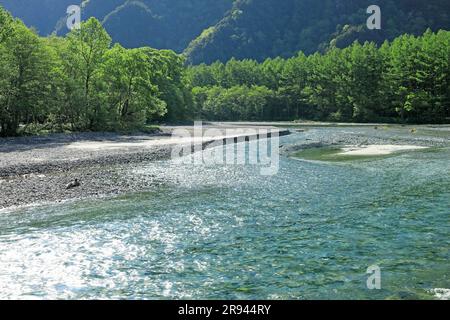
[0,9,191,137]
[187,30,450,123]
[0,6,449,137]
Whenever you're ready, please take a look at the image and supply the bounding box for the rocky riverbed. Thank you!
[0,124,448,210]
[0,132,171,209]
[0,126,290,209]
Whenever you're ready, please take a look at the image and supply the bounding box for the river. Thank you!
[0,127,448,299]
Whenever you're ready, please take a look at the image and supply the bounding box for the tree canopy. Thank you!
[186,30,450,123]
[0,7,191,136]
[0,5,449,137]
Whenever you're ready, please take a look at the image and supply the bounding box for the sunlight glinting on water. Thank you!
[0,130,449,299]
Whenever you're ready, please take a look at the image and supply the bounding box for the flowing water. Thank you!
[0,128,449,299]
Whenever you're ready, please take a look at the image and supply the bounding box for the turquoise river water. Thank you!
[0,128,449,299]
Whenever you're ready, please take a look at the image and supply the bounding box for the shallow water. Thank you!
[0,128,449,299]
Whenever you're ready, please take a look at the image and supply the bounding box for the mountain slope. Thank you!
[184,0,450,64]
[0,0,74,35]
[1,0,449,64]
[0,0,233,51]
[98,0,233,51]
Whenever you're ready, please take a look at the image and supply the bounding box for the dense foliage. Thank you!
[186,30,450,123]
[0,5,449,137]
[0,9,190,136]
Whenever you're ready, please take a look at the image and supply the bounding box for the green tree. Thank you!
[67,17,111,129]
[0,21,54,136]
[143,48,192,121]
[44,35,86,131]
[383,30,450,123]
[101,44,167,129]
[0,5,13,43]
[198,85,274,121]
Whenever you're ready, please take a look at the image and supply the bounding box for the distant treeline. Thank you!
[1,5,449,137]
[186,30,450,123]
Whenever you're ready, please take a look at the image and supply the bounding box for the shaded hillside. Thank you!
[184,0,450,64]
[1,0,449,63]
[98,0,233,51]
[0,0,74,34]
[1,0,233,51]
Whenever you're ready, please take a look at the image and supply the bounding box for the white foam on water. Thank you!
[430,288,450,300]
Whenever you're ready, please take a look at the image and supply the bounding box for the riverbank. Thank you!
[0,125,290,209]
[1,124,448,300]
[1,123,448,210]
